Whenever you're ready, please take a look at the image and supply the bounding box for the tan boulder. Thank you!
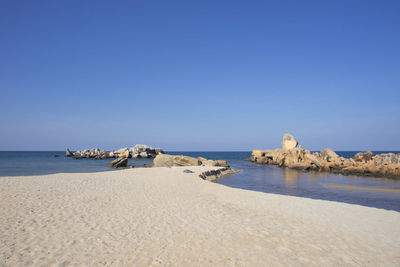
[198,157,229,167]
[173,155,200,166]
[320,148,339,162]
[106,157,128,168]
[215,160,229,167]
[281,133,298,150]
[153,154,200,167]
[153,154,175,167]
[121,149,130,158]
[252,149,264,158]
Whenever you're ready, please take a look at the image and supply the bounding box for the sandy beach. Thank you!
[0,167,399,266]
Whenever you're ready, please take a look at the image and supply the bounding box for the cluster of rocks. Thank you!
[65,145,164,160]
[152,154,238,181]
[153,154,229,167]
[252,134,400,179]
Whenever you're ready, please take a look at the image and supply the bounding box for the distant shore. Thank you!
[1,167,399,266]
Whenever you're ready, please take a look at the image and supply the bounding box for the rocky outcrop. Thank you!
[153,154,229,167]
[152,154,237,181]
[251,134,400,179]
[106,157,128,168]
[354,151,373,162]
[66,145,164,160]
[372,153,400,165]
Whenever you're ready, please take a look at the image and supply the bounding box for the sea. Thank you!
[1,151,399,212]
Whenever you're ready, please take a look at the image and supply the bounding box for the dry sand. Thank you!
[0,166,399,266]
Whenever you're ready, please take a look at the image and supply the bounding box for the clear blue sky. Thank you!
[1,0,399,151]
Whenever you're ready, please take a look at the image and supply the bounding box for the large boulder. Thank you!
[153,154,175,166]
[139,152,148,158]
[320,148,339,162]
[133,144,150,154]
[198,157,228,167]
[96,150,109,160]
[282,134,298,150]
[121,149,130,158]
[153,154,200,167]
[130,144,164,158]
[107,157,128,168]
[113,148,129,158]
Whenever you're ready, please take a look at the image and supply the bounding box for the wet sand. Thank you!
[0,166,399,266]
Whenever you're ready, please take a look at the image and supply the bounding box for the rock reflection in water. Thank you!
[219,160,400,212]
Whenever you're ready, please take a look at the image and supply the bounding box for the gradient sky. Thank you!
[1,0,399,151]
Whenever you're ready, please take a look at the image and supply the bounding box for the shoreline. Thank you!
[1,167,399,265]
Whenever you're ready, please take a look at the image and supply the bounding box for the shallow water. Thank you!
[1,151,399,212]
[170,151,400,212]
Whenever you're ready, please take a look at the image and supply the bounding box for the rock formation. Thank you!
[153,154,229,167]
[65,145,164,159]
[353,151,373,162]
[251,134,400,179]
[151,154,237,181]
[106,157,128,168]
[282,133,298,150]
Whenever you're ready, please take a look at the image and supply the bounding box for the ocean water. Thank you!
[1,151,399,212]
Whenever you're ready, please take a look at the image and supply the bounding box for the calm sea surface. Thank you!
[1,151,399,212]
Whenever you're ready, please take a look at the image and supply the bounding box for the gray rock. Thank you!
[107,157,128,168]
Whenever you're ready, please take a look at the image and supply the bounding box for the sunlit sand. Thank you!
[1,167,399,266]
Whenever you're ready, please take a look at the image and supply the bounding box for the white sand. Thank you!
[0,166,399,266]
